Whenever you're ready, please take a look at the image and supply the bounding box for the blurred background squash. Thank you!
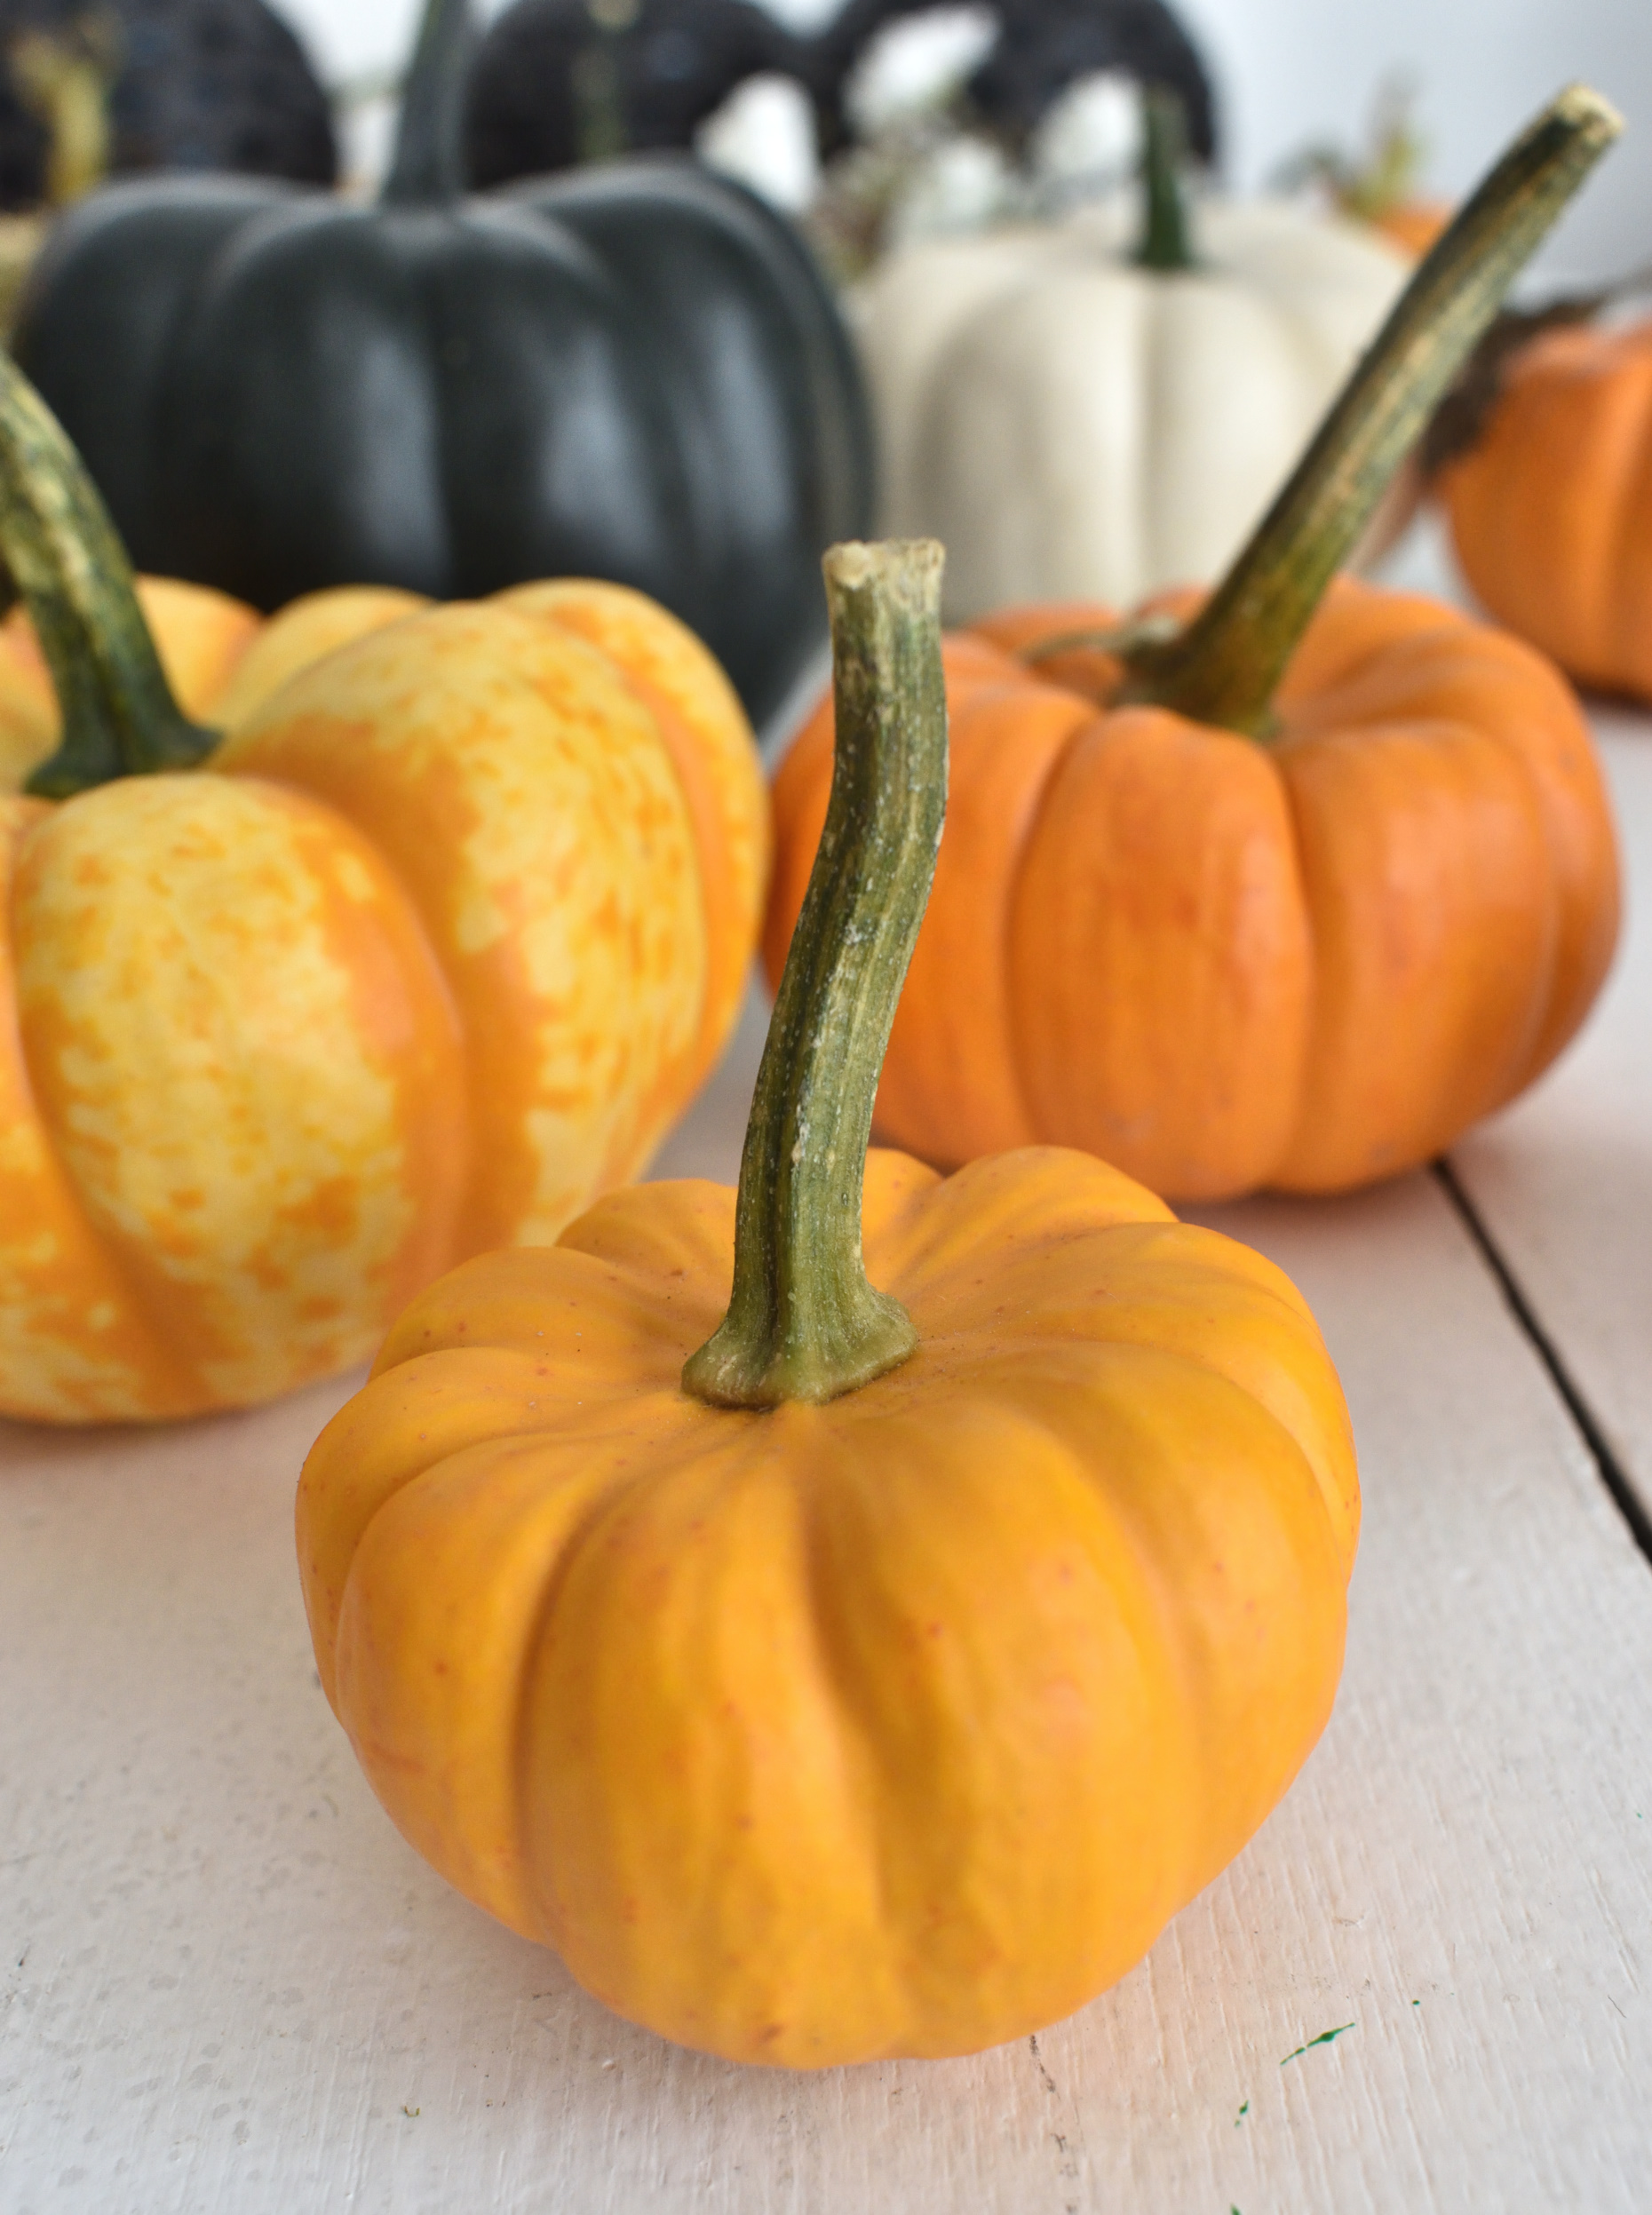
[851,88,1409,618]
[0,0,336,200]
[0,0,334,323]
[465,0,800,183]
[11,0,873,732]
[1434,313,1652,704]
[806,0,1217,166]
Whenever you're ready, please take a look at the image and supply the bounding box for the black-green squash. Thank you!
[465,0,802,185]
[808,0,1217,163]
[12,0,872,728]
[0,0,336,209]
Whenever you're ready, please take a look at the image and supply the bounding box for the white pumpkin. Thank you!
[854,192,1411,620]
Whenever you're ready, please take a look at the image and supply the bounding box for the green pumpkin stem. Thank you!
[9,25,117,209]
[0,353,218,800]
[684,540,946,1410]
[572,0,637,167]
[1135,87,1196,272]
[1084,85,1619,738]
[382,0,474,207]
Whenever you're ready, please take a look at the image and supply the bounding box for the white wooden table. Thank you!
[5,540,1652,2211]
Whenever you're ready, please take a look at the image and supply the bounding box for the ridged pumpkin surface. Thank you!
[1,584,766,1423]
[297,1145,1357,2068]
[1442,318,1652,702]
[765,577,1618,1198]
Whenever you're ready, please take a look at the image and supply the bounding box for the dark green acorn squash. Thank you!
[465,0,802,185]
[11,0,872,728]
[0,0,336,209]
[809,0,1218,163]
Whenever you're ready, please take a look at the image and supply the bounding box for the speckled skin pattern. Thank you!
[0,577,766,1423]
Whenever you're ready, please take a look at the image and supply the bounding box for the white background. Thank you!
[274,0,1652,282]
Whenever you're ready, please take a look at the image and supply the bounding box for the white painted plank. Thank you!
[5,1094,1652,2207]
[1448,711,1652,1503]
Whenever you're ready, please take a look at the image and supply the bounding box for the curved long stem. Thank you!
[382,0,473,208]
[1113,84,1619,736]
[0,353,218,800]
[684,541,947,1409]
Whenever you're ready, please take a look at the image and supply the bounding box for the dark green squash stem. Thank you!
[10,24,117,209]
[684,540,946,1409]
[0,352,217,800]
[1136,88,1196,272]
[1034,85,1621,738]
[382,0,474,208]
[573,0,639,167]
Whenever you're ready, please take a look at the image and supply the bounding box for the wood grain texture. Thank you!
[4,971,1652,2205]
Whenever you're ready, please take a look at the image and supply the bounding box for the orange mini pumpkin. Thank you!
[298,540,1359,2068]
[767,91,1623,1202]
[1440,317,1652,703]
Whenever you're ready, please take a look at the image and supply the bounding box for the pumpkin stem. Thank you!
[1275,73,1426,228]
[1135,87,1195,272]
[0,352,218,799]
[382,0,474,207]
[683,540,946,1409]
[9,23,118,209]
[1111,84,1620,738]
[572,0,638,166]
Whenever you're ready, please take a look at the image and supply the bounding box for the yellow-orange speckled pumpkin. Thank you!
[0,571,431,793]
[0,354,766,1424]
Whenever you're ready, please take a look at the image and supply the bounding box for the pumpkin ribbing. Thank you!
[297,537,1358,2068]
[766,88,1623,1199]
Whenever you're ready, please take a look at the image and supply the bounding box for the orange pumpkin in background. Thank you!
[0,354,766,1425]
[1439,318,1652,703]
[766,90,1623,1202]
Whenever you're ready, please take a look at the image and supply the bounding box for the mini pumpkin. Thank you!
[0,353,766,1423]
[854,89,1410,619]
[768,90,1623,1200]
[297,537,1358,2068]
[1437,315,1652,703]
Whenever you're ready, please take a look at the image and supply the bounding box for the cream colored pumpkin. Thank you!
[854,195,1410,620]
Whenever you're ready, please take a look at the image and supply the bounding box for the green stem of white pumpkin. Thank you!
[683,539,946,1410]
[0,353,218,799]
[1135,88,1195,272]
[382,0,474,207]
[1110,84,1619,737]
